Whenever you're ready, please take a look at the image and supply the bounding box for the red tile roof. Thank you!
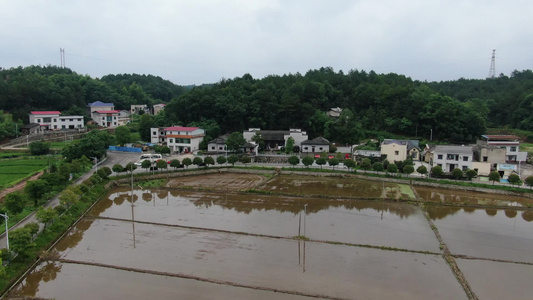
[30,111,61,115]
[164,126,198,132]
[483,135,520,140]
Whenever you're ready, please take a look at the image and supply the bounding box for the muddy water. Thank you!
[260,175,416,199]
[415,185,532,207]
[90,187,439,251]
[166,173,266,190]
[456,259,533,300]
[47,219,465,300]
[9,262,313,300]
[428,206,533,263]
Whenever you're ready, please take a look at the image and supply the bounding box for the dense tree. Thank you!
[360,158,372,172]
[25,180,50,206]
[372,162,384,172]
[226,132,246,152]
[403,165,414,176]
[328,158,339,170]
[125,162,137,173]
[344,159,356,171]
[316,157,326,169]
[63,130,111,161]
[387,163,398,174]
[5,192,25,215]
[112,163,124,176]
[10,227,35,259]
[141,159,151,172]
[29,141,50,155]
[115,126,131,145]
[465,169,477,180]
[36,207,57,230]
[192,157,203,168]
[302,156,314,168]
[240,155,251,165]
[138,114,155,142]
[204,156,215,167]
[156,159,167,171]
[285,137,295,154]
[59,188,79,209]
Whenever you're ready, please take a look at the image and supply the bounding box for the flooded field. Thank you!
[428,206,533,263]
[6,173,533,299]
[261,175,416,200]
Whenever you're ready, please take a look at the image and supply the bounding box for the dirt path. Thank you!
[0,171,43,201]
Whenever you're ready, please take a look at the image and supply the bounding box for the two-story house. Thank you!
[92,110,120,128]
[380,139,420,162]
[151,126,205,154]
[481,135,527,164]
[432,145,474,172]
[29,111,84,131]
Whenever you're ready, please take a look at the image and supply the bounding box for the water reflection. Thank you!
[9,262,62,297]
[55,219,95,252]
[415,186,532,207]
[189,192,418,219]
[427,205,533,222]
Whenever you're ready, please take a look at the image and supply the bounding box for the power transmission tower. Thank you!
[60,48,65,68]
[488,49,495,78]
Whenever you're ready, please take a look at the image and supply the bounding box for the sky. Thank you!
[1,0,532,85]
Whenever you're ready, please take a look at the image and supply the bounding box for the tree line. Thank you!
[1,65,531,144]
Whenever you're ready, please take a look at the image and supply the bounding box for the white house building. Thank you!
[481,135,528,164]
[29,111,84,131]
[92,110,120,128]
[151,126,205,153]
[432,145,474,172]
[131,104,148,115]
[301,137,330,153]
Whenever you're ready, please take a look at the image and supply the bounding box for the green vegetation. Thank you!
[138,179,166,188]
[0,158,48,189]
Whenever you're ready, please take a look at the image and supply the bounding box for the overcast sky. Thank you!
[1,0,531,85]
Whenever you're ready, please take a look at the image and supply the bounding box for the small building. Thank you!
[353,150,382,160]
[380,139,420,162]
[207,134,229,153]
[21,123,43,135]
[473,140,506,170]
[131,104,148,115]
[432,145,474,172]
[151,126,205,154]
[92,110,120,128]
[301,137,330,153]
[56,115,84,130]
[327,107,343,118]
[118,110,131,126]
[153,103,166,115]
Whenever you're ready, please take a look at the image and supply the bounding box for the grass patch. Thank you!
[0,158,49,189]
[138,179,166,188]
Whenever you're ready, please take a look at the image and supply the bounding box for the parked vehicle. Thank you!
[134,154,163,166]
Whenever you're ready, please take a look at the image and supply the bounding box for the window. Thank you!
[54,119,57,122]
[463,156,468,161]
[510,146,517,152]
[54,125,57,129]
[304,147,308,150]
[102,117,105,120]
[152,131,156,136]
[168,139,173,143]
[437,154,443,159]
[437,164,442,167]
[319,147,323,151]
[211,146,215,150]
[61,119,65,122]
[114,122,117,125]
[78,118,82,121]
[43,117,51,122]
[483,156,488,162]
[37,119,41,122]
[395,151,399,155]
[462,166,468,171]
[69,119,73,121]
[62,125,66,129]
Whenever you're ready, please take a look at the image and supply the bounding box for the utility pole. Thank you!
[60,48,66,68]
[488,49,496,78]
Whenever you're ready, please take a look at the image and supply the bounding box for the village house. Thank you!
[432,145,474,173]
[87,101,114,114]
[480,135,527,164]
[153,103,166,115]
[91,110,120,128]
[151,126,205,154]
[131,104,148,115]
[28,111,84,131]
[380,139,420,162]
[243,128,308,150]
[301,137,330,153]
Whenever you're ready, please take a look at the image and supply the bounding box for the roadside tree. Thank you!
[344,159,356,171]
[182,157,192,168]
[10,227,35,260]
[508,173,521,186]
[417,166,428,177]
[431,166,443,178]
[36,207,58,230]
[387,163,398,174]
[115,126,131,146]
[141,159,151,172]
[192,157,203,167]
[372,162,384,172]
[451,168,463,180]
[315,157,326,169]
[465,169,477,180]
[59,188,79,209]
[112,163,124,176]
[125,162,137,173]
[25,180,50,207]
[403,165,414,177]
[227,155,239,166]
[240,155,251,166]
[360,159,372,172]
[285,137,295,154]
[217,156,227,165]
[525,176,533,189]
[226,132,246,152]
[170,159,181,170]
[204,156,215,167]
[288,155,300,167]
[328,158,339,170]
[488,171,500,185]
[302,156,314,168]
[156,159,168,171]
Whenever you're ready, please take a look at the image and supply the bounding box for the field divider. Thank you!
[51,258,347,300]
[87,216,441,256]
[451,254,533,266]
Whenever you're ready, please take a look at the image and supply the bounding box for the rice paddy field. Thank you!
[0,158,48,189]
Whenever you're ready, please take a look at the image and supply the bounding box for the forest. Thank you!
[0,65,532,144]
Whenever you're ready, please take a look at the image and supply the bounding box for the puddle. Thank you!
[428,207,533,263]
[51,219,464,300]
[90,188,438,251]
[456,259,533,300]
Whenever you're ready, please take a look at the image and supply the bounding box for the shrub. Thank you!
[451,168,464,180]
[431,166,443,178]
